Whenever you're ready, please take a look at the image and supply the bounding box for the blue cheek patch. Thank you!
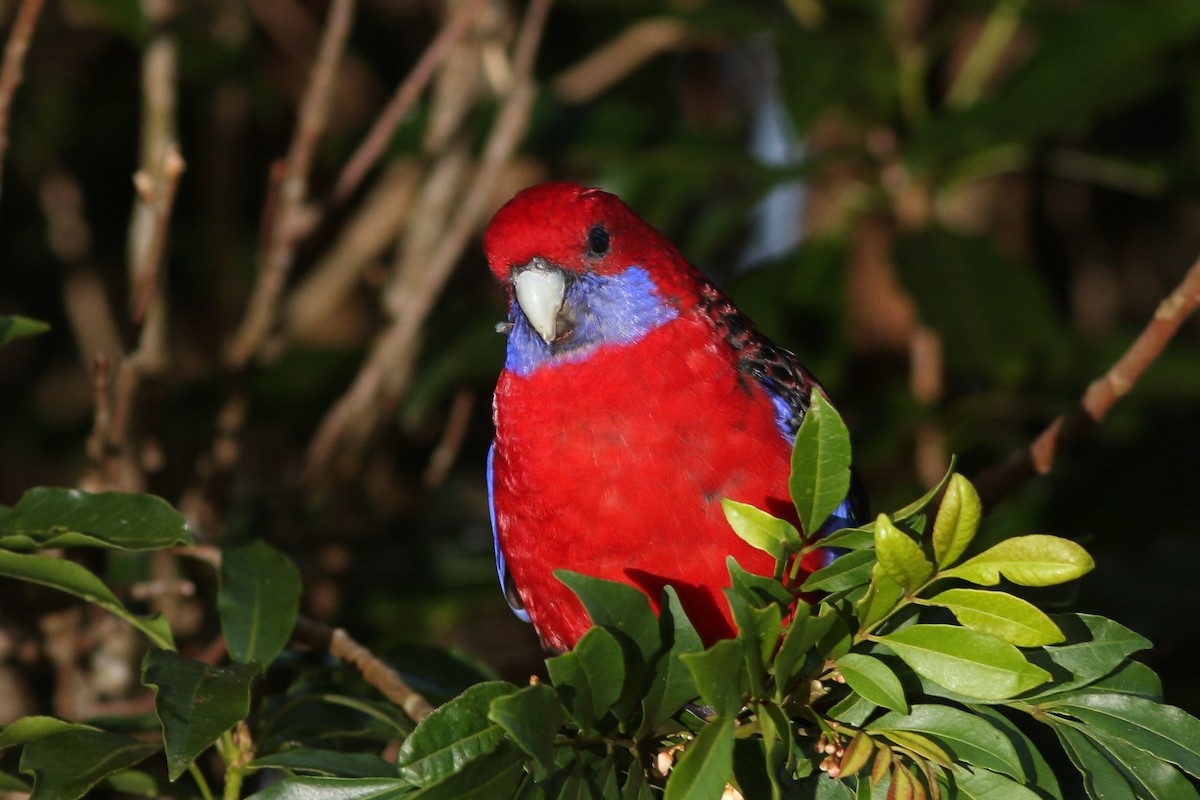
[504,266,678,375]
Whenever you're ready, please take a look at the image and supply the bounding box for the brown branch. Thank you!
[551,16,689,104]
[973,252,1200,508]
[226,0,357,370]
[423,389,475,488]
[0,0,47,201]
[330,0,488,205]
[305,0,553,476]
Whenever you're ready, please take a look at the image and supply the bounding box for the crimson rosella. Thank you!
[485,182,865,651]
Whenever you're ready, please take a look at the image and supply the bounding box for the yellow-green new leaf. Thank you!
[721,499,800,561]
[931,474,979,568]
[875,625,1051,700]
[926,588,1065,647]
[874,515,933,591]
[940,535,1093,587]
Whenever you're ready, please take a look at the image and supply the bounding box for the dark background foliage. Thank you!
[2,0,1200,764]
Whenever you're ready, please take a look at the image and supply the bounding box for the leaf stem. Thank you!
[188,762,216,800]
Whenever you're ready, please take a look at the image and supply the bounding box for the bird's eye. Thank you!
[586,224,610,257]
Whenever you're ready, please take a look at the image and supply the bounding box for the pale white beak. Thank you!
[513,266,566,344]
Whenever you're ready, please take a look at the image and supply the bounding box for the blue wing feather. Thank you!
[489,441,531,622]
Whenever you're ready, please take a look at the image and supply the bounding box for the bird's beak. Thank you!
[513,262,566,344]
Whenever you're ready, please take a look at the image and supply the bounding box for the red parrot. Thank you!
[485,182,864,651]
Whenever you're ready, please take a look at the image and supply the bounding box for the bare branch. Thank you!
[0,0,47,201]
[331,0,489,205]
[974,252,1200,508]
[551,17,689,104]
[226,0,358,370]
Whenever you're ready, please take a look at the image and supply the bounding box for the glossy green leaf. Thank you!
[873,514,932,590]
[727,557,792,608]
[725,587,781,692]
[681,639,746,718]
[395,681,516,786]
[875,625,1050,700]
[19,729,158,800]
[930,474,979,568]
[0,488,193,551]
[0,716,93,747]
[1044,692,1200,778]
[774,602,835,690]
[1042,614,1152,688]
[940,535,1094,587]
[871,704,1021,779]
[1080,724,1200,799]
[874,729,952,767]
[245,777,414,799]
[836,653,907,713]
[968,704,1062,797]
[1055,723,1137,800]
[547,627,624,730]
[801,548,875,592]
[663,715,735,800]
[0,315,50,347]
[488,683,564,772]
[948,765,1043,800]
[890,456,957,523]
[0,549,174,649]
[250,749,398,778]
[789,391,853,537]
[640,586,703,730]
[925,588,1064,647]
[142,648,257,780]
[857,563,905,628]
[815,524,874,550]
[721,499,800,561]
[555,570,660,663]
[218,539,302,666]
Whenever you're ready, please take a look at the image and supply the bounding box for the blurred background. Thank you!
[1,0,1200,732]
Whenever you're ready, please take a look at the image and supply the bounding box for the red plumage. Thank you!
[487,182,833,651]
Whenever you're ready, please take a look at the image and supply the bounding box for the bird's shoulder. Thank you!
[695,279,818,440]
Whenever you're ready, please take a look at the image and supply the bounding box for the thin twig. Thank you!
[305,0,553,475]
[330,0,488,205]
[423,390,475,488]
[227,0,358,369]
[0,0,47,201]
[974,252,1200,508]
[551,17,689,104]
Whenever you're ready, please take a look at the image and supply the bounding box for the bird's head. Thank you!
[484,182,693,363]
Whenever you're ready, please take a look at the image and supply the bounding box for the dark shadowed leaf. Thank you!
[836,653,907,713]
[0,549,174,649]
[801,548,875,592]
[1055,723,1136,800]
[395,681,516,786]
[681,640,746,718]
[555,570,660,663]
[488,684,564,772]
[1039,614,1152,689]
[663,715,735,800]
[19,729,158,800]
[641,586,703,731]
[1079,724,1199,799]
[218,539,302,666]
[0,315,50,347]
[947,765,1043,800]
[142,649,257,780]
[969,704,1062,797]
[0,716,93,747]
[789,392,853,537]
[875,625,1050,700]
[0,488,193,551]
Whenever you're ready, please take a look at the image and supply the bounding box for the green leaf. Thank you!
[873,515,932,590]
[873,729,952,767]
[102,770,160,798]
[663,715,735,800]
[245,777,413,799]
[924,588,1064,647]
[0,488,193,551]
[890,456,957,523]
[801,548,875,592]
[641,586,703,730]
[1079,723,1200,799]
[724,586,781,692]
[870,704,1021,779]
[19,729,158,800]
[969,704,1062,797]
[948,766,1043,800]
[1044,692,1200,778]
[681,640,747,718]
[815,524,874,550]
[0,315,50,347]
[875,625,1050,700]
[789,391,853,537]
[555,570,660,663]
[250,749,398,778]
[142,649,258,780]
[0,771,27,792]
[1042,614,1152,687]
[940,535,1094,587]
[774,602,836,691]
[546,627,625,731]
[1055,723,1137,800]
[218,539,302,666]
[856,563,905,628]
[488,684,564,773]
[836,653,907,713]
[930,474,979,568]
[0,549,174,649]
[726,557,793,608]
[395,681,516,786]
[721,499,800,561]
[0,716,93,747]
